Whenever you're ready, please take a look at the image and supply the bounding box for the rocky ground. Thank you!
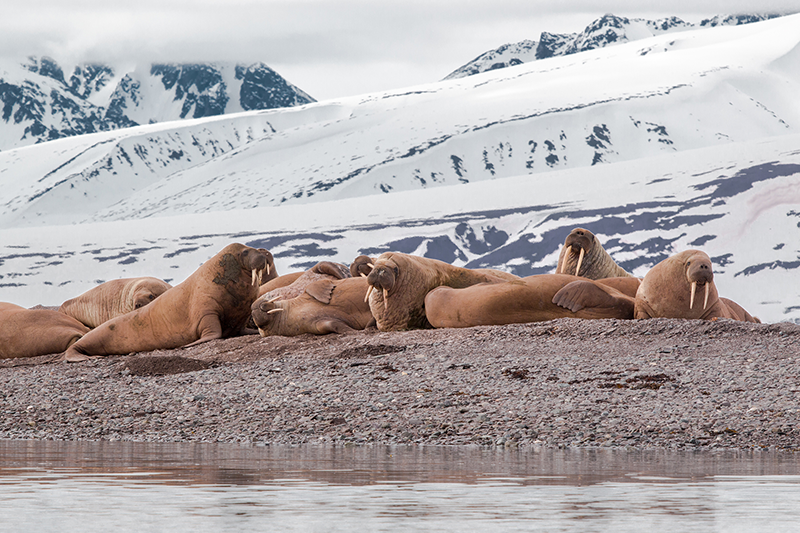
[1,318,799,451]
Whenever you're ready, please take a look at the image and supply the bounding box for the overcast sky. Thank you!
[2,0,799,101]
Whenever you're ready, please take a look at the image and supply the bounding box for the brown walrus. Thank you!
[256,261,351,300]
[366,252,519,331]
[0,302,90,359]
[425,274,639,328]
[633,250,760,322]
[59,277,173,328]
[63,243,272,362]
[556,227,633,279]
[350,255,376,278]
[251,277,373,336]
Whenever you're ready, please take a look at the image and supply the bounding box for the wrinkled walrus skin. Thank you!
[0,302,90,359]
[251,277,373,336]
[425,274,639,328]
[633,250,759,322]
[59,277,172,328]
[556,227,633,279]
[366,252,520,331]
[63,243,272,362]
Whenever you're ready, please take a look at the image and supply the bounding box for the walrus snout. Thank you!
[250,296,282,329]
[133,292,156,309]
[366,265,397,303]
[350,255,376,278]
[685,256,714,310]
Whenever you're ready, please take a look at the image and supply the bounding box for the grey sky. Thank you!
[2,0,799,100]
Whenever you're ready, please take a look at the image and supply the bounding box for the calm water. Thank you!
[1,441,799,532]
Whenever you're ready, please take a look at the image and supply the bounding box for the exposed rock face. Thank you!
[0,58,316,150]
[444,13,781,80]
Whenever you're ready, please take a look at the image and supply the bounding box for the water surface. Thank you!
[1,441,799,532]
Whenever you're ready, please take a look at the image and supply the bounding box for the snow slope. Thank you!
[1,15,799,228]
[0,16,799,323]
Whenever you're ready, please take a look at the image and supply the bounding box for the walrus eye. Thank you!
[148,295,155,301]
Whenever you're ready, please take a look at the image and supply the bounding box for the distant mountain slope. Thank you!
[1,14,798,229]
[0,58,314,151]
[443,13,781,80]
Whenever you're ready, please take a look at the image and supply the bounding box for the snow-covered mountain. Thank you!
[443,13,780,80]
[0,15,799,324]
[0,58,314,151]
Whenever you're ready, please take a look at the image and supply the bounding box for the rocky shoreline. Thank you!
[1,318,799,451]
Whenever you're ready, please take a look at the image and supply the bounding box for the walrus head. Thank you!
[559,228,595,276]
[350,255,376,279]
[366,258,397,303]
[683,251,714,310]
[129,278,172,310]
[250,296,283,332]
[211,244,272,291]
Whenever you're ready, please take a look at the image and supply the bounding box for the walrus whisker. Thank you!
[690,281,697,310]
[703,282,709,310]
[575,248,584,277]
[267,308,284,314]
[364,285,374,302]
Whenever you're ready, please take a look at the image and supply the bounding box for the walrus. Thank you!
[633,250,759,322]
[0,302,90,359]
[425,274,639,328]
[366,252,520,331]
[257,261,351,299]
[251,277,373,336]
[556,227,633,279]
[59,277,173,328]
[63,243,272,362]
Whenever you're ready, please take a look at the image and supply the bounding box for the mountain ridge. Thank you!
[0,58,315,151]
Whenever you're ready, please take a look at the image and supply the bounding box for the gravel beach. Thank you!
[1,318,799,451]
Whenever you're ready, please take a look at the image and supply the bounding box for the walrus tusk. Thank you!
[367,263,374,268]
[383,289,389,302]
[252,269,257,286]
[266,264,270,276]
[558,246,566,274]
[364,285,374,302]
[267,308,283,314]
[256,269,263,287]
[690,281,697,309]
[360,273,367,278]
[267,296,281,303]
[703,282,709,310]
[575,248,584,276]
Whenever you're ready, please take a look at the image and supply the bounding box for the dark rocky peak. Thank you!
[151,63,228,119]
[566,14,632,54]
[24,56,66,84]
[235,62,315,110]
[68,64,115,99]
[535,32,577,60]
[700,14,781,27]
[647,16,690,32]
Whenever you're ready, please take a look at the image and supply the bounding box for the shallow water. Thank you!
[1,441,799,532]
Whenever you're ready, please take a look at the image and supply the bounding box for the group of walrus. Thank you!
[0,229,760,363]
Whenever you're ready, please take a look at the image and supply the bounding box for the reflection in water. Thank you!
[0,441,799,532]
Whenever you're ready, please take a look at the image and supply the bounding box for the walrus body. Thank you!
[251,277,373,336]
[256,261,351,300]
[0,302,90,359]
[59,277,172,328]
[63,243,272,361]
[634,250,759,322]
[556,227,633,279]
[366,252,519,331]
[425,274,639,328]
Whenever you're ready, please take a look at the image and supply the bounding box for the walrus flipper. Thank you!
[315,319,356,334]
[186,314,223,347]
[305,280,336,305]
[311,261,351,280]
[552,280,621,313]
